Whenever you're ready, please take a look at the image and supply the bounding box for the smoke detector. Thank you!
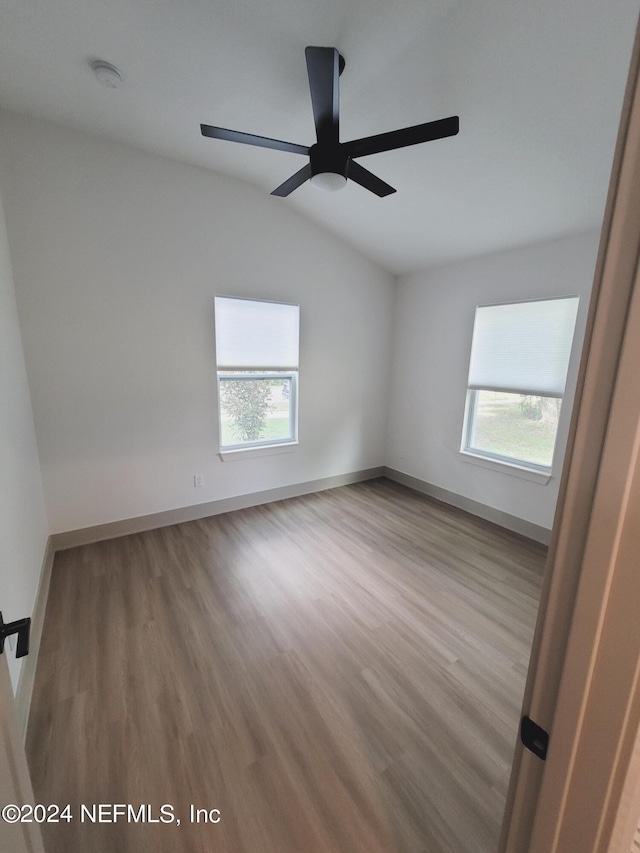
[91,60,123,88]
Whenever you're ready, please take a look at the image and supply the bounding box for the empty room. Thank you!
[2,1,640,851]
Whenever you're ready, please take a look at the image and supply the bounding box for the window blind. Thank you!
[467,296,579,397]
[214,296,299,370]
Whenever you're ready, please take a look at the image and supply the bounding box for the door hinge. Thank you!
[520,715,549,760]
[0,612,31,659]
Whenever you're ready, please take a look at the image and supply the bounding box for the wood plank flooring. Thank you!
[27,478,545,853]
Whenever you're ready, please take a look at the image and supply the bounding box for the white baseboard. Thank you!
[14,535,55,742]
[383,467,551,545]
[50,467,386,551]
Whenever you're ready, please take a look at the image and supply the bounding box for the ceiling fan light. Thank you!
[309,172,347,192]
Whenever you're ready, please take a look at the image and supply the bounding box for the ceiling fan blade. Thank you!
[305,46,340,145]
[271,164,312,197]
[200,125,309,156]
[347,161,396,197]
[344,115,459,159]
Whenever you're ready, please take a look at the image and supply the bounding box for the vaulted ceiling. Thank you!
[0,0,638,273]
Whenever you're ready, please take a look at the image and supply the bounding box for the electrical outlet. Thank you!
[194,474,204,488]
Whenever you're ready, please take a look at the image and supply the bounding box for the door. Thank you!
[500,11,640,852]
[0,652,44,852]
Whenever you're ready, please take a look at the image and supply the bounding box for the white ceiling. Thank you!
[0,0,638,274]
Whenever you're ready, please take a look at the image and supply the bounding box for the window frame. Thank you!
[214,295,300,459]
[460,295,579,480]
[217,370,298,453]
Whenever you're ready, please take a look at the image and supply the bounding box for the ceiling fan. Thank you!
[201,46,459,197]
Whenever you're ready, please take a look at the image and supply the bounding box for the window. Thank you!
[214,296,299,453]
[461,296,579,474]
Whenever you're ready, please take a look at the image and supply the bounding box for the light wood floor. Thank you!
[27,479,545,853]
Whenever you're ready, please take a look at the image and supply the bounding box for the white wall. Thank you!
[0,183,49,692]
[0,112,394,534]
[0,109,600,539]
[386,231,599,530]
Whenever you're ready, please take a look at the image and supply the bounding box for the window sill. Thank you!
[219,442,298,462]
[459,450,552,484]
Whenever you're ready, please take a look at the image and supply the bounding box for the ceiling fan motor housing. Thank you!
[309,143,347,179]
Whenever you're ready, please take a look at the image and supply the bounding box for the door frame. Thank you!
[0,653,44,852]
[501,12,640,851]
